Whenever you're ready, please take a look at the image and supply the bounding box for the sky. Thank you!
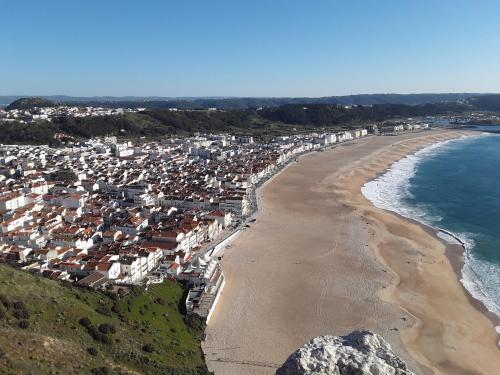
[1,0,500,97]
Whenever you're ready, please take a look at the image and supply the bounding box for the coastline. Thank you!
[203,130,500,375]
[359,133,500,330]
[387,212,500,340]
[336,131,500,374]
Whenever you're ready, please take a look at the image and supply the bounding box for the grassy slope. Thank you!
[0,264,210,375]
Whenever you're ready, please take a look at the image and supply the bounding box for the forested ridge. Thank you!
[0,93,487,109]
[0,97,495,145]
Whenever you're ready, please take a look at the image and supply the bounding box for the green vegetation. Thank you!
[0,93,487,110]
[5,97,57,110]
[0,120,61,146]
[258,102,468,126]
[0,264,211,374]
[467,94,500,111]
[3,94,500,145]
[33,93,484,110]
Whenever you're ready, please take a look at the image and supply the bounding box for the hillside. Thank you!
[0,264,211,375]
[1,93,487,110]
[5,97,57,110]
[0,101,471,145]
[54,93,485,110]
[467,94,500,111]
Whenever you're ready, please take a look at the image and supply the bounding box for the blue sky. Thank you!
[1,0,500,97]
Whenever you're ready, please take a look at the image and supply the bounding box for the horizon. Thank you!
[2,0,500,96]
[1,91,497,100]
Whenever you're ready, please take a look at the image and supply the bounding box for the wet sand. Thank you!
[203,130,500,375]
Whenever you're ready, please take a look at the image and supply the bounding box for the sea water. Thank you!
[362,132,500,319]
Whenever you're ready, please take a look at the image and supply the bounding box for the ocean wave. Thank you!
[361,134,500,320]
[361,137,462,225]
[461,244,500,318]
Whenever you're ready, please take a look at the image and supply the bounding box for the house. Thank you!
[77,272,109,289]
[95,262,121,279]
[0,193,26,211]
[113,216,148,236]
[0,244,32,262]
[119,255,141,282]
[61,192,88,208]
[206,210,232,228]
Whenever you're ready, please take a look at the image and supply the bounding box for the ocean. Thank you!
[362,130,500,319]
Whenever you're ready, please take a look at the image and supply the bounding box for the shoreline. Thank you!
[203,130,500,375]
[341,132,500,374]
[358,133,500,333]
[390,211,500,340]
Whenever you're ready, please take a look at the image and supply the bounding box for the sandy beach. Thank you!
[202,130,500,375]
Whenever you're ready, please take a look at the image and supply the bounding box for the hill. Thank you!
[1,93,488,110]
[5,97,56,110]
[54,93,486,110]
[467,94,500,111]
[0,101,472,145]
[0,264,211,374]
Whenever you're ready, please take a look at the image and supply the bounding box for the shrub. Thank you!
[87,347,98,356]
[87,325,100,339]
[142,343,155,353]
[79,317,92,328]
[98,323,116,335]
[0,309,6,320]
[130,285,142,296]
[154,297,166,305]
[0,295,12,309]
[18,320,30,329]
[95,305,112,317]
[111,304,121,314]
[184,314,205,331]
[99,334,113,345]
[12,309,30,320]
[91,367,110,375]
[13,301,27,310]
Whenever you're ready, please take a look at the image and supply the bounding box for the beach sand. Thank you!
[202,130,500,375]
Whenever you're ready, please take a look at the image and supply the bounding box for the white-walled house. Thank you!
[0,193,26,211]
[96,262,121,279]
[206,210,232,228]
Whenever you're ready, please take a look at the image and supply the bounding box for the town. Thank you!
[0,118,430,322]
[0,104,141,123]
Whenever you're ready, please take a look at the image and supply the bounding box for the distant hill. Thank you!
[71,93,484,110]
[0,100,472,145]
[0,264,210,374]
[1,93,489,110]
[5,97,56,110]
[467,94,500,111]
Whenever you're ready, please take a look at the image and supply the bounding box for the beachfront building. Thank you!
[0,127,378,320]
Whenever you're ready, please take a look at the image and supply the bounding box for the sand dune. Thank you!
[203,130,500,375]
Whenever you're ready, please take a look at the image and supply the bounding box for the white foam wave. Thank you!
[361,137,462,226]
[361,134,500,320]
[461,246,500,318]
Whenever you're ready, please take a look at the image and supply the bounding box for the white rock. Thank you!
[276,330,415,375]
